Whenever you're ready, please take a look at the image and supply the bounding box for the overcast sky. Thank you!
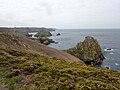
[0,0,120,29]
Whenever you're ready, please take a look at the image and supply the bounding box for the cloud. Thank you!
[0,0,120,28]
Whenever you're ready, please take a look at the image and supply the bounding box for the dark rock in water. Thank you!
[104,48,114,52]
[55,42,59,44]
[50,40,55,43]
[105,66,110,70]
[66,36,105,65]
[49,39,55,43]
[107,48,111,50]
[38,37,55,45]
[106,48,112,51]
[56,33,61,36]
[43,40,50,45]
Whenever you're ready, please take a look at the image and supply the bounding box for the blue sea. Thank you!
[49,29,120,71]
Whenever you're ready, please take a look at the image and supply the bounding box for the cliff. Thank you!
[0,30,120,90]
[0,30,80,62]
[66,36,105,65]
[0,27,55,34]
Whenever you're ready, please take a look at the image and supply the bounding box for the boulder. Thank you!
[66,36,105,65]
[38,37,55,45]
[55,42,59,44]
[56,33,61,36]
[43,40,50,45]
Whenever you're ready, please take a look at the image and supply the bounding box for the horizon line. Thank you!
[0,26,120,29]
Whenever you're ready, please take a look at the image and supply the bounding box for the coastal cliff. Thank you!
[66,36,105,65]
[0,29,120,90]
[0,27,55,34]
[0,27,57,45]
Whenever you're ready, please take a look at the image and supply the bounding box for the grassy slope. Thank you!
[0,31,120,90]
[0,46,120,90]
[0,31,80,62]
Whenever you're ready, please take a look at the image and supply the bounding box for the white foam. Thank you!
[58,42,61,44]
[105,57,108,59]
[115,63,119,66]
[110,52,114,54]
[104,48,114,52]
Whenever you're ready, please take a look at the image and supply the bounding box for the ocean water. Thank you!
[49,29,120,71]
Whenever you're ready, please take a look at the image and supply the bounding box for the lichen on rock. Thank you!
[66,36,105,65]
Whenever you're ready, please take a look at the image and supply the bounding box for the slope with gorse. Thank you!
[0,30,120,90]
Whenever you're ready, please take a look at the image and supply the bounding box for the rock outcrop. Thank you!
[56,33,61,36]
[38,37,55,45]
[66,36,105,65]
[35,30,52,37]
[26,30,54,45]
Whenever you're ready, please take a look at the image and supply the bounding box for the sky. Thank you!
[0,0,120,29]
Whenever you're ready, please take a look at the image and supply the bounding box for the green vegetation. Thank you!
[0,46,120,90]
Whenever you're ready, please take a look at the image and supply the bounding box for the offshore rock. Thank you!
[35,30,52,37]
[38,37,55,45]
[66,36,105,65]
[56,33,61,36]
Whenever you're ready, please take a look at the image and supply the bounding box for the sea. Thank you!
[49,29,120,71]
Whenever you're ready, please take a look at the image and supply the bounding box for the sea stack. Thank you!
[66,36,105,65]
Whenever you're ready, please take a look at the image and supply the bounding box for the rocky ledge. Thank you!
[66,36,105,65]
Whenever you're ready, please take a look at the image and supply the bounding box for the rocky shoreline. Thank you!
[0,27,105,65]
[22,28,106,65]
[21,27,57,45]
[1,28,120,90]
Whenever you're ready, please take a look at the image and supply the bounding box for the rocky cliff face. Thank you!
[35,30,52,37]
[66,36,105,65]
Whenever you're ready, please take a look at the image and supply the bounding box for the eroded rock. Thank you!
[35,30,52,37]
[66,36,105,65]
[39,37,55,45]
